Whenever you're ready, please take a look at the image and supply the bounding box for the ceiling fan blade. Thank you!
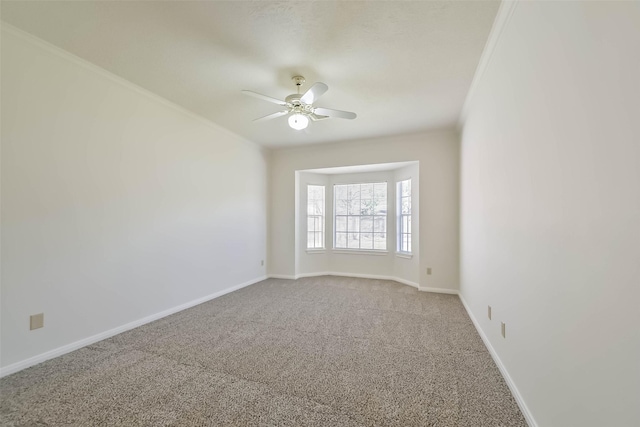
[300,82,328,104]
[253,110,289,122]
[242,90,287,106]
[309,113,330,121]
[313,107,357,120]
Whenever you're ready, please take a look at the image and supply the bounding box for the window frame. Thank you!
[333,182,388,252]
[306,184,325,250]
[397,178,412,254]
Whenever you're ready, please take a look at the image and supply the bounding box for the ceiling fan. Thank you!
[242,76,357,130]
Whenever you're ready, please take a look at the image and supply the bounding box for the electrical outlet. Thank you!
[488,305,492,320]
[501,322,506,338]
[261,260,264,266]
[427,267,432,275]
[30,313,44,330]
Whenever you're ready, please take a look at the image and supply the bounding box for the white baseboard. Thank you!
[389,276,420,289]
[419,286,458,295]
[0,275,267,378]
[267,274,297,280]
[329,271,402,283]
[458,294,537,427]
[268,272,458,295]
[295,272,332,279]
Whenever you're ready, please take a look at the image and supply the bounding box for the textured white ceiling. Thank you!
[1,1,500,148]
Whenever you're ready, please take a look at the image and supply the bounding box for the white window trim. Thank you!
[395,252,413,259]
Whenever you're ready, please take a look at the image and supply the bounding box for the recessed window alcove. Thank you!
[294,161,419,287]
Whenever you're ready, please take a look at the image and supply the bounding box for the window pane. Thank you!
[374,183,386,198]
[336,216,347,232]
[347,185,360,200]
[360,233,373,249]
[348,199,360,215]
[315,232,323,248]
[360,199,373,215]
[335,200,348,215]
[308,217,315,232]
[335,232,347,248]
[407,234,411,252]
[347,233,360,249]
[374,233,386,250]
[407,215,411,233]
[361,217,373,233]
[402,180,411,197]
[312,185,324,200]
[360,183,373,199]
[312,200,322,215]
[374,216,386,232]
[308,232,315,248]
[348,216,360,232]
[375,198,387,215]
[402,198,410,214]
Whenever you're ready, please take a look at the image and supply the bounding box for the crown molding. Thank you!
[458,0,519,129]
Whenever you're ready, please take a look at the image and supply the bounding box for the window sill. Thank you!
[306,249,326,254]
[396,252,413,259]
[332,249,389,256]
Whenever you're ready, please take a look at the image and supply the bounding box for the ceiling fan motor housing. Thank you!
[288,76,314,115]
[285,94,302,104]
[285,94,314,115]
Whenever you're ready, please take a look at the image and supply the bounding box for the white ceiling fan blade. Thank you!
[313,107,357,120]
[242,90,287,106]
[300,82,328,104]
[309,113,329,121]
[253,110,289,122]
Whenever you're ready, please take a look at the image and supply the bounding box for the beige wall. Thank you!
[269,130,459,292]
[459,2,640,426]
[1,27,268,370]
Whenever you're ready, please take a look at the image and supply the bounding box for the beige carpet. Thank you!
[0,276,527,426]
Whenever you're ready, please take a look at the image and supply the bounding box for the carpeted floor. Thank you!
[0,276,527,426]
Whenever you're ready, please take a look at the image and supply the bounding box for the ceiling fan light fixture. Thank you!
[288,113,309,130]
